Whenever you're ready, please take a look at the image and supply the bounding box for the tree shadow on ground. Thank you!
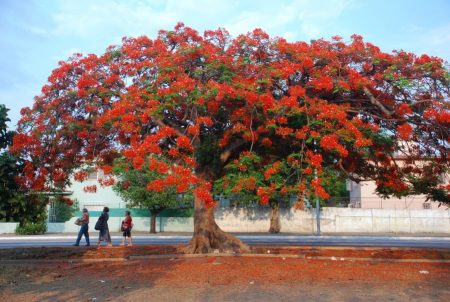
[0,256,184,301]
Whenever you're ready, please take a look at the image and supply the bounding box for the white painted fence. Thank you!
[1,208,449,234]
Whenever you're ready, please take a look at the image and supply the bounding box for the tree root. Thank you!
[184,227,250,254]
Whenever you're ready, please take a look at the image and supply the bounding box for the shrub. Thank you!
[15,221,47,235]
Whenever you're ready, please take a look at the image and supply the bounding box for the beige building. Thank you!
[347,152,449,210]
[348,179,448,209]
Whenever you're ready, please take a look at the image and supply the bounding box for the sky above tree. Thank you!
[1,0,449,128]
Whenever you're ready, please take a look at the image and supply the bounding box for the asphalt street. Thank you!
[0,235,449,249]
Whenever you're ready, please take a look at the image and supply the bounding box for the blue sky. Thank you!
[1,0,449,128]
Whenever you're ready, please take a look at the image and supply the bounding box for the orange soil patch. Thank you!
[0,256,449,302]
[1,246,449,301]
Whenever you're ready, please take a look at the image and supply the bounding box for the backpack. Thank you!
[94,219,102,231]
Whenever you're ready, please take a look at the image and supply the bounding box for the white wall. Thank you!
[41,208,450,234]
[68,176,124,210]
[0,222,19,234]
[216,207,450,234]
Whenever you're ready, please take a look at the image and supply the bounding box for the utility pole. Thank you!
[315,170,321,236]
[314,140,321,236]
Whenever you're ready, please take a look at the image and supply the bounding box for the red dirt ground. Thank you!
[0,246,449,302]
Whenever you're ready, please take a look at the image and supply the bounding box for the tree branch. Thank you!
[336,160,369,183]
[220,139,246,163]
[363,87,394,116]
[153,118,186,138]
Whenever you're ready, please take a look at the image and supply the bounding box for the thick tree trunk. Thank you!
[149,209,159,234]
[269,203,281,234]
[184,195,250,254]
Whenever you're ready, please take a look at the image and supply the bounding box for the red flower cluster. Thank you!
[132,156,145,169]
[320,134,348,157]
[261,138,272,147]
[187,125,200,136]
[231,176,256,193]
[146,179,165,192]
[176,136,193,152]
[397,123,413,140]
[264,161,282,180]
[309,153,323,169]
[197,116,213,127]
[74,170,89,182]
[98,177,116,187]
[100,165,113,175]
[194,186,215,207]
[424,109,450,124]
[256,187,270,205]
[83,185,97,193]
[311,178,329,199]
[148,158,168,174]
[276,127,293,137]
[396,103,413,116]
[310,75,333,91]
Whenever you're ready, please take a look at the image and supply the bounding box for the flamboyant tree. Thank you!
[12,24,449,253]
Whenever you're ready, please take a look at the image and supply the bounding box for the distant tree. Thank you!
[12,24,450,253]
[216,152,349,233]
[0,105,14,149]
[53,196,78,222]
[112,158,192,233]
[0,104,24,222]
[0,105,48,226]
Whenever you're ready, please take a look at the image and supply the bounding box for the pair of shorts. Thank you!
[123,229,131,237]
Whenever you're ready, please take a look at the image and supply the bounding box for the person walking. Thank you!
[95,207,112,247]
[120,211,133,246]
[73,208,90,246]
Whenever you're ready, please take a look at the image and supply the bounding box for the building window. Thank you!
[88,171,97,180]
[423,203,431,209]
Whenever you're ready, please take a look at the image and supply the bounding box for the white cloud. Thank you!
[48,0,352,43]
[399,22,450,60]
[50,47,82,62]
[51,0,177,39]
[291,0,353,38]
[426,24,450,47]
[223,4,297,37]
[419,24,450,61]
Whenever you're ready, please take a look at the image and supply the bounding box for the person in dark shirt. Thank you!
[96,207,112,247]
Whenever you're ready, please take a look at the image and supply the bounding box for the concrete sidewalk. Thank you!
[1,231,450,238]
[1,233,450,248]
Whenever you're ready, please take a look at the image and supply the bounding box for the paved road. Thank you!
[0,235,449,249]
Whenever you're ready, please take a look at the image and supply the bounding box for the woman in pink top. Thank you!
[73,208,90,246]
